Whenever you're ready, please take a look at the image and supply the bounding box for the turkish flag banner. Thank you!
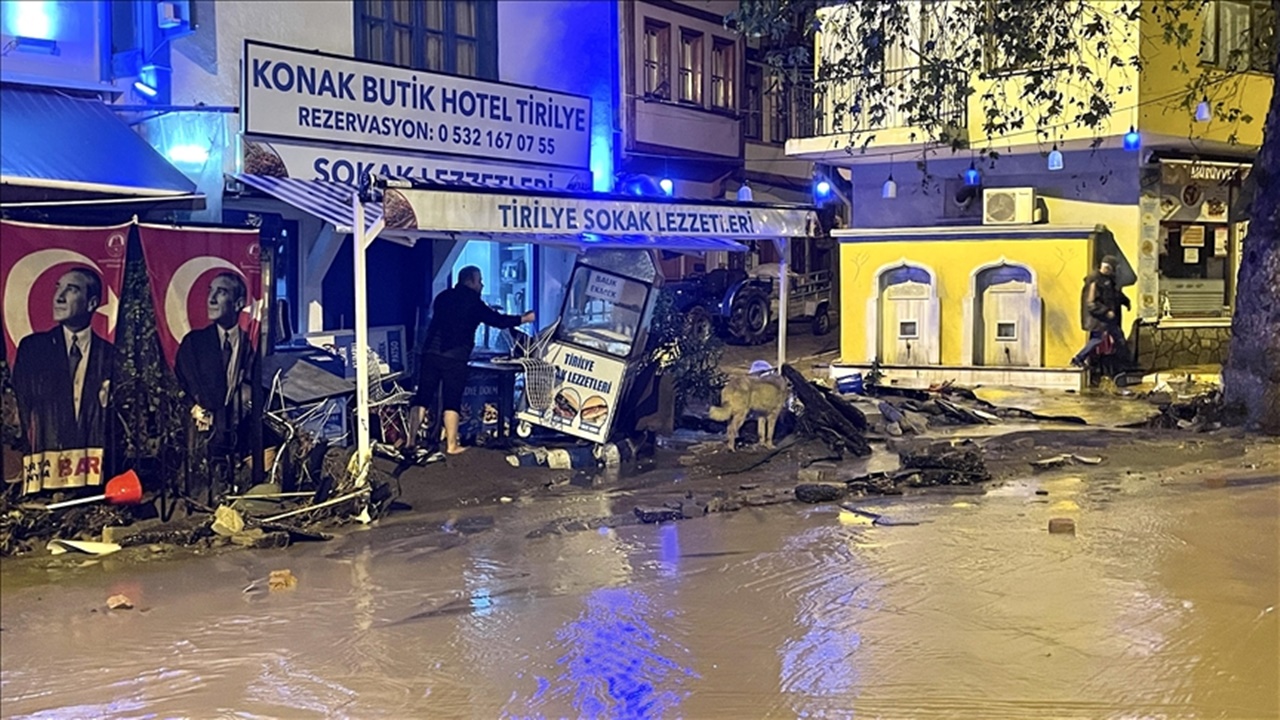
[138,225,262,455]
[137,224,263,370]
[1,220,130,492]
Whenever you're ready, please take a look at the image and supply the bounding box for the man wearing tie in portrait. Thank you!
[11,267,117,459]
[175,271,255,453]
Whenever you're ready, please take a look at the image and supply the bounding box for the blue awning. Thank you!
[235,174,384,234]
[0,86,199,203]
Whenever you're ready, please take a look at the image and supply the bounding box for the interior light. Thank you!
[1195,99,1211,122]
[1123,126,1141,151]
[659,178,674,195]
[1047,145,1064,171]
[166,144,209,165]
[963,161,981,187]
[815,179,832,197]
[133,81,159,98]
[882,174,897,199]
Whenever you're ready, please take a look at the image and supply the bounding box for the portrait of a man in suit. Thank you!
[11,267,117,455]
[175,271,255,452]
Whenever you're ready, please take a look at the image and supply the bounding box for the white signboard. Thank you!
[243,40,592,169]
[381,188,816,238]
[241,137,592,190]
[585,270,622,302]
[518,342,625,443]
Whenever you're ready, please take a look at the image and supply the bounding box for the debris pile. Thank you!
[781,365,871,457]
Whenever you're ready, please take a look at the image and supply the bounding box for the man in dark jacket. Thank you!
[407,266,533,457]
[1071,255,1130,372]
[11,267,117,489]
[175,272,255,454]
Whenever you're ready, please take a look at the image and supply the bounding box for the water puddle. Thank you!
[2,476,1276,718]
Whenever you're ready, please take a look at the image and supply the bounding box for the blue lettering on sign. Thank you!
[254,57,589,138]
[494,199,756,235]
[252,59,356,101]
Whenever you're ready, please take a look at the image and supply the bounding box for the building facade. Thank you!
[786,0,1273,387]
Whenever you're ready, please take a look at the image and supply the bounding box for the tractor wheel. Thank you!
[729,289,771,345]
[812,304,832,336]
[684,306,714,343]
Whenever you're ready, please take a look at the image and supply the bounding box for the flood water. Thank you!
[2,472,1277,719]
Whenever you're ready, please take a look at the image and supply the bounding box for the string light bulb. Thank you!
[1195,98,1211,122]
[1047,144,1064,171]
[963,161,981,187]
[1123,126,1141,151]
[882,173,897,199]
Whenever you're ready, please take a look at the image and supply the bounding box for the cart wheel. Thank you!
[516,421,533,438]
[684,306,714,343]
[812,304,832,336]
[729,289,771,345]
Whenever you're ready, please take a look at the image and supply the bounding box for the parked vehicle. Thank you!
[667,266,834,346]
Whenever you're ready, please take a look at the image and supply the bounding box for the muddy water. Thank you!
[2,474,1277,719]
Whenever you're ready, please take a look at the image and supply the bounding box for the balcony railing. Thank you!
[808,69,968,140]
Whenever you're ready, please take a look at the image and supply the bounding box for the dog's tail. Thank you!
[708,404,732,422]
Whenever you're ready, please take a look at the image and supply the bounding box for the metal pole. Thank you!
[777,238,789,370]
[352,195,372,488]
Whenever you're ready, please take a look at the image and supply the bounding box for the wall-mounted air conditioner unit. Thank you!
[983,187,1037,225]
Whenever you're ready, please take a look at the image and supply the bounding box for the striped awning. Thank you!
[234,174,383,233]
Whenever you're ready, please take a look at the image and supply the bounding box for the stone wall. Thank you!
[1135,324,1231,371]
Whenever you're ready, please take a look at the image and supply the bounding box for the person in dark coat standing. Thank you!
[406,266,533,457]
[1071,255,1130,374]
[175,272,255,454]
[12,268,117,462]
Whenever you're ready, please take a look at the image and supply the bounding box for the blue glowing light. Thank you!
[166,144,209,165]
[133,81,158,98]
[1047,146,1064,171]
[659,178,674,195]
[963,163,981,187]
[5,1,54,40]
[1123,127,1141,151]
[1195,100,1211,122]
[814,180,831,197]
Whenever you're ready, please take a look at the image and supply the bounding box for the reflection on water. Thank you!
[1,475,1276,719]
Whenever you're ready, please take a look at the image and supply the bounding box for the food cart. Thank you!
[347,176,817,481]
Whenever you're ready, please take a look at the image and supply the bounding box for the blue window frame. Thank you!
[354,0,496,79]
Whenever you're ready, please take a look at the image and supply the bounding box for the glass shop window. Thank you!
[558,266,649,358]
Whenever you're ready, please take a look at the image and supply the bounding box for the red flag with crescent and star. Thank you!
[137,224,263,369]
[0,220,129,365]
[1,220,130,492]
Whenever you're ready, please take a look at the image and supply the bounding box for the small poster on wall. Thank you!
[1214,227,1229,257]
[1181,225,1206,247]
[1183,247,1200,264]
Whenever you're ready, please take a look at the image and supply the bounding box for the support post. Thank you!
[777,238,789,370]
[352,197,372,490]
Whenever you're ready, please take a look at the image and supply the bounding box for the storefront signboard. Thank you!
[241,136,592,190]
[517,341,625,444]
[243,40,592,169]
[380,188,815,238]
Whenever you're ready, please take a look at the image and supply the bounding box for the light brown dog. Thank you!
[708,374,789,450]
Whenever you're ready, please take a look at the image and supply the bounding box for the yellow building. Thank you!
[787,0,1273,389]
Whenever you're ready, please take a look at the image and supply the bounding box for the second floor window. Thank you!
[355,0,496,79]
[679,29,704,104]
[644,21,671,99]
[1201,0,1276,74]
[711,38,735,109]
[744,63,763,139]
